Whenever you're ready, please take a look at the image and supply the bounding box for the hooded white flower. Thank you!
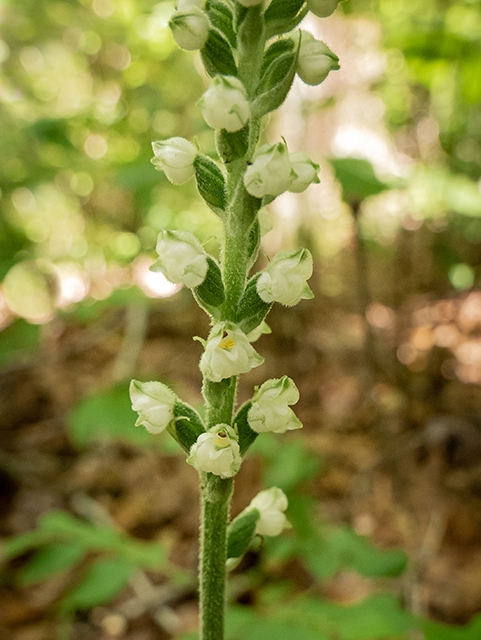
[130,379,176,434]
[187,424,241,478]
[150,230,208,288]
[200,323,264,383]
[199,76,250,132]
[169,6,209,51]
[307,0,341,18]
[293,31,340,86]
[288,152,320,193]
[151,137,197,184]
[248,488,289,536]
[244,142,295,198]
[248,376,302,434]
[256,248,314,306]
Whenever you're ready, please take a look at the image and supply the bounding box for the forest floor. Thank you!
[1,277,481,640]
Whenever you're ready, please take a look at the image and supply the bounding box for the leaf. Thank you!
[201,29,237,78]
[227,509,259,559]
[172,400,206,452]
[264,0,307,38]
[329,158,389,202]
[194,155,226,216]
[67,384,152,448]
[233,402,257,456]
[422,613,481,640]
[207,1,236,48]
[216,124,250,164]
[18,542,85,586]
[263,440,322,492]
[60,557,134,612]
[236,274,272,335]
[193,256,225,317]
[252,51,297,117]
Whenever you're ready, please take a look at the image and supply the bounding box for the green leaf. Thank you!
[227,508,259,559]
[172,400,205,452]
[260,39,295,78]
[194,155,226,216]
[329,158,389,202]
[422,613,481,640]
[201,29,237,78]
[236,274,272,335]
[252,51,298,116]
[264,0,307,38]
[264,440,321,492]
[246,218,261,270]
[233,402,257,456]
[193,256,225,318]
[67,383,152,448]
[216,124,250,164]
[2,529,58,561]
[18,542,85,586]
[0,320,41,366]
[60,557,134,612]
[207,1,236,48]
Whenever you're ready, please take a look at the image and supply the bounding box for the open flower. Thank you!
[130,380,176,434]
[187,425,241,478]
[248,376,302,434]
[200,323,264,382]
[151,137,197,184]
[248,488,289,536]
[257,248,314,306]
[293,30,340,86]
[150,230,208,288]
[244,142,295,198]
[169,6,209,51]
[288,152,320,193]
[199,75,250,132]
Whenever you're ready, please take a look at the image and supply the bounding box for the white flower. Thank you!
[288,152,320,193]
[151,137,197,185]
[187,425,241,478]
[200,323,264,383]
[249,488,289,536]
[199,75,250,132]
[293,31,340,86]
[257,248,314,306]
[307,0,341,18]
[130,380,176,434]
[151,230,208,288]
[169,6,209,51]
[248,376,302,434]
[244,142,295,198]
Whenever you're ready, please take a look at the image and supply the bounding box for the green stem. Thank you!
[199,474,233,640]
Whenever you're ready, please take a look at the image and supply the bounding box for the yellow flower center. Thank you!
[219,330,235,351]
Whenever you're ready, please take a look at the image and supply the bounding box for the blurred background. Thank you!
[1,0,481,638]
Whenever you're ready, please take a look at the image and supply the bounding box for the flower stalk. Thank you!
[129,2,341,638]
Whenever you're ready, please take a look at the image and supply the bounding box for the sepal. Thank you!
[233,401,258,455]
[193,155,226,217]
[171,401,206,452]
[201,29,237,77]
[227,508,260,559]
[236,273,273,335]
[193,256,225,318]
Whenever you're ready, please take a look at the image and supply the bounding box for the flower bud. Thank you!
[244,142,295,198]
[199,76,250,133]
[169,6,209,51]
[288,152,320,193]
[248,488,290,536]
[151,229,208,288]
[248,376,302,434]
[187,424,242,478]
[151,137,197,185]
[293,30,340,86]
[200,322,264,383]
[257,248,314,306]
[130,380,176,434]
[307,0,341,18]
